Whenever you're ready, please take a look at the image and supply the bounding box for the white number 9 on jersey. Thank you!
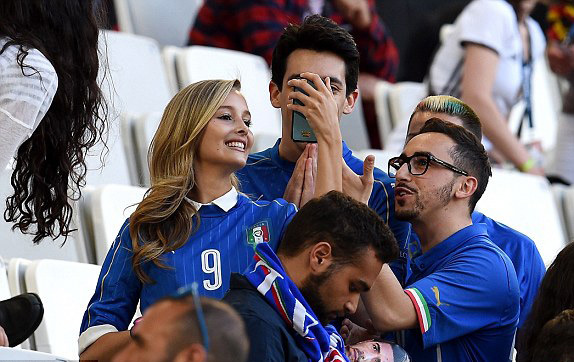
[201,249,222,290]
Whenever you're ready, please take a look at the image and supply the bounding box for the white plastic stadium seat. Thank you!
[387,82,428,130]
[87,31,172,186]
[475,168,567,266]
[24,259,101,359]
[0,347,66,360]
[340,93,370,151]
[353,149,396,176]
[374,81,393,147]
[175,46,281,147]
[132,113,162,187]
[113,0,203,47]
[86,185,147,264]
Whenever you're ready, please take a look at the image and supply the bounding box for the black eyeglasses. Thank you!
[172,282,210,352]
[388,152,468,177]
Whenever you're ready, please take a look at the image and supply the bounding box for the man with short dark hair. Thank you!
[362,119,520,362]
[224,191,399,361]
[236,14,410,286]
[112,294,249,362]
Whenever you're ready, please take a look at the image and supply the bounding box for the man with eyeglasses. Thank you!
[405,95,545,341]
[359,118,520,362]
[112,286,249,362]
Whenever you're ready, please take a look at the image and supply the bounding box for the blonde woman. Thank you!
[78,76,349,360]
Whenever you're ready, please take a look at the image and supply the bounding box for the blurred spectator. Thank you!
[113,289,249,362]
[189,0,398,99]
[545,2,574,185]
[429,0,546,175]
[517,242,574,362]
[531,309,574,362]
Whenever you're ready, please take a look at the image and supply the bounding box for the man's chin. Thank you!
[395,209,417,221]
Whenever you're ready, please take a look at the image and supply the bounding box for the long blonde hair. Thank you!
[130,79,241,283]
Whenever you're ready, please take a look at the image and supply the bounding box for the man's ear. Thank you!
[342,88,359,115]
[269,80,282,109]
[309,242,333,273]
[174,343,207,362]
[454,175,478,201]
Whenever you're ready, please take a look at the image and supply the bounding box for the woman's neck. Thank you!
[190,164,234,204]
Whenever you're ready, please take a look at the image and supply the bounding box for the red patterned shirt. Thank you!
[189,0,398,82]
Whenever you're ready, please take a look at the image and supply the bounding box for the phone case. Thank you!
[291,83,317,143]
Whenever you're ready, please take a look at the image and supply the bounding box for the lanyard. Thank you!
[517,23,533,138]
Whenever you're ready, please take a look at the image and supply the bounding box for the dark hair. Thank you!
[271,15,360,97]
[165,296,249,362]
[418,118,491,212]
[517,243,574,362]
[408,95,482,141]
[0,0,107,243]
[530,309,574,362]
[277,191,398,265]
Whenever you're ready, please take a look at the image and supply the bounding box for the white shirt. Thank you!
[0,37,58,168]
[429,0,546,119]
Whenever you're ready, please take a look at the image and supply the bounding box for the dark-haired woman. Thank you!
[0,0,106,347]
[0,0,107,243]
[517,242,574,362]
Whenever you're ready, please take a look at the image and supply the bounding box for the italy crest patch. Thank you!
[247,221,270,247]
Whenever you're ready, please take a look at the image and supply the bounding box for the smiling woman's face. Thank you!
[346,340,394,362]
[195,90,254,173]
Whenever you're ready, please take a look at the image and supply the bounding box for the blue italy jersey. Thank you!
[237,139,411,284]
[402,224,519,362]
[471,211,545,327]
[79,192,296,338]
[408,211,545,328]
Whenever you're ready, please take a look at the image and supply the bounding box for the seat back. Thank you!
[175,46,281,145]
[26,259,100,359]
[387,82,428,129]
[0,347,66,360]
[353,149,396,175]
[340,94,370,151]
[374,81,393,147]
[86,31,172,186]
[0,166,87,263]
[87,185,147,264]
[113,0,203,47]
[25,259,101,359]
[475,168,567,266]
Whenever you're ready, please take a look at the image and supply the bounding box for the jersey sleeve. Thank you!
[457,0,515,54]
[404,248,519,348]
[79,219,142,349]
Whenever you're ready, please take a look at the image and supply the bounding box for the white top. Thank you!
[429,0,546,119]
[186,187,238,212]
[0,37,58,168]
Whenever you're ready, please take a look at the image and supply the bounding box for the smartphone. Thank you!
[291,78,318,143]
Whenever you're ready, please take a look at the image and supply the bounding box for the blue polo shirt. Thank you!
[403,224,519,362]
[237,139,412,283]
[471,211,545,327]
[408,211,545,328]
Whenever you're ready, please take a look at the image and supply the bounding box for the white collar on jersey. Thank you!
[185,187,238,212]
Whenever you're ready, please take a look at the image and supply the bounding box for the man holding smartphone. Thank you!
[236,15,411,284]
